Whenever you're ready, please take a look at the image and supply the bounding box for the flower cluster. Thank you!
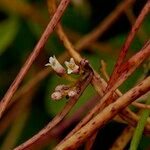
[45,55,79,76]
[45,56,80,100]
[51,84,77,100]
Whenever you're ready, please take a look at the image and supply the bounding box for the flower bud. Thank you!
[51,91,62,100]
[55,84,69,91]
[68,90,77,98]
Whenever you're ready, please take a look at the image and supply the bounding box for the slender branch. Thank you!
[14,70,93,150]
[106,0,150,91]
[55,76,150,150]
[0,0,71,119]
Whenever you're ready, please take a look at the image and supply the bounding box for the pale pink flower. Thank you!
[51,91,62,100]
[68,90,77,97]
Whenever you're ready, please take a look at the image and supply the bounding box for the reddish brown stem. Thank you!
[0,0,71,118]
[106,0,150,91]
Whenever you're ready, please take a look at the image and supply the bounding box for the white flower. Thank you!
[45,55,65,75]
[65,58,79,74]
[51,91,62,100]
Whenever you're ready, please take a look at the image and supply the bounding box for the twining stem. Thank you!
[55,76,150,149]
[0,0,71,119]
[129,95,150,150]
[107,0,150,91]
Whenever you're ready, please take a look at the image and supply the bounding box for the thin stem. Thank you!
[106,0,150,91]
[0,0,71,119]
[129,96,150,150]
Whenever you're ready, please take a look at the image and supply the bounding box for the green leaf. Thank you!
[129,96,150,150]
[0,17,19,55]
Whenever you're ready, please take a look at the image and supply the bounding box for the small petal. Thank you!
[45,55,65,75]
[65,58,79,74]
[51,91,62,100]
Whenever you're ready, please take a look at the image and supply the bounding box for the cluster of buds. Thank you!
[45,55,80,100]
[45,55,79,76]
[51,84,78,100]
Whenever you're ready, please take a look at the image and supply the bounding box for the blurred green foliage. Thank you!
[0,16,19,55]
